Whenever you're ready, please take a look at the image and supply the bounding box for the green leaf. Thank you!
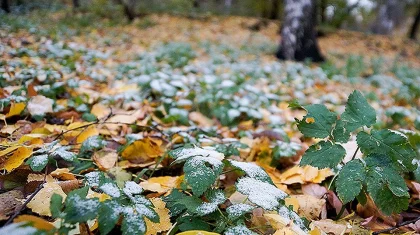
[278,206,309,232]
[236,177,287,210]
[27,154,48,172]
[121,207,147,235]
[195,189,226,216]
[50,193,63,218]
[98,200,121,235]
[163,190,190,217]
[226,204,254,221]
[336,159,366,203]
[63,187,100,223]
[53,146,76,162]
[184,155,223,196]
[300,141,346,169]
[365,154,409,215]
[177,216,211,232]
[80,136,107,154]
[332,90,376,143]
[228,160,272,183]
[357,130,416,172]
[296,104,337,138]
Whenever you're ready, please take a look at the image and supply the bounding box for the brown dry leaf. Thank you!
[27,182,67,216]
[0,190,24,220]
[2,146,33,172]
[285,195,326,220]
[6,102,26,117]
[301,184,328,199]
[311,219,349,235]
[93,148,118,171]
[145,198,172,235]
[189,112,214,127]
[140,176,180,194]
[14,215,54,230]
[121,137,164,163]
[27,174,54,183]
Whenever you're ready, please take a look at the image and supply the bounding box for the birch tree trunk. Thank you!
[371,0,405,35]
[276,0,324,62]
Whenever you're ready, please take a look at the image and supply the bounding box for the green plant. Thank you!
[297,90,416,215]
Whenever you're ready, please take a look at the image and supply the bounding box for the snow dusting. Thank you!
[100,183,121,198]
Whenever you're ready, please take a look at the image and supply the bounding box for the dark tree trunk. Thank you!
[73,0,80,8]
[371,0,405,35]
[193,0,199,8]
[269,0,280,19]
[116,0,136,22]
[276,0,324,62]
[409,3,420,40]
[1,0,10,13]
[320,0,327,24]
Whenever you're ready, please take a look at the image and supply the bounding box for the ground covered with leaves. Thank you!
[1,12,420,235]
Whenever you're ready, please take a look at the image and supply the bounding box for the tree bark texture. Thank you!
[371,0,405,35]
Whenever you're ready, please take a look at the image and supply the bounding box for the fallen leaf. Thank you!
[311,219,349,235]
[6,102,26,117]
[145,198,172,235]
[121,137,164,163]
[27,95,53,116]
[285,195,326,220]
[2,146,33,172]
[93,148,118,171]
[0,190,24,220]
[91,103,111,120]
[27,182,67,216]
[140,176,181,194]
[14,215,54,230]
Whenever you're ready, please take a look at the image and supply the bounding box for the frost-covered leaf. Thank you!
[332,90,376,143]
[123,181,143,197]
[236,177,287,210]
[52,145,76,162]
[226,204,254,220]
[300,141,346,169]
[98,200,121,235]
[272,141,301,160]
[122,207,147,235]
[336,159,366,203]
[296,104,337,138]
[27,95,53,116]
[277,206,309,232]
[0,223,38,235]
[170,146,225,163]
[225,224,257,235]
[63,186,100,223]
[195,189,226,216]
[100,182,122,198]
[228,160,272,183]
[184,155,224,196]
[85,171,101,187]
[27,154,48,172]
[80,136,107,154]
[357,130,416,172]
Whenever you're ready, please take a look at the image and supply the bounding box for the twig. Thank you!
[351,146,360,161]
[5,166,49,225]
[372,216,420,235]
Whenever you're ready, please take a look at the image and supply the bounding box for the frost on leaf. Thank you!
[52,145,76,162]
[27,95,54,116]
[226,203,254,220]
[236,177,287,210]
[27,154,48,172]
[228,160,272,183]
[63,187,100,223]
[195,190,226,216]
[277,206,309,232]
[100,182,121,198]
[85,171,100,187]
[225,224,257,235]
[170,146,225,163]
[123,181,143,197]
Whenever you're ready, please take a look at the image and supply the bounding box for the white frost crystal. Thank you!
[27,95,53,116]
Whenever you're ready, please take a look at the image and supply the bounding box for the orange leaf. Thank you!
[14,215,54,231]
[2,146,33,172]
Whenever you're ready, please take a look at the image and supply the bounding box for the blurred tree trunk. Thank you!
[224,0,232,14]
[1,0,10,13]
[371,0,405,35]
[409,3,420,40]
[276,0,324,62]
[116,0,137,22]
[270,0,280,19]
[193,0,199,8]
[320,0,327,24]
[73,0,80,8]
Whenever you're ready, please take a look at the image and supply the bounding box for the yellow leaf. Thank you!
[14,215,54,231]
[77,125,99,144]
[145,198,172,235]
[285,195,326,220]
[121,137,164,162]
[2,146,33,172]
[140,176,181,194]
[6,102,26,117]
[27,182,67,216]
[176,231,220,235]
[264,214,307,235]
[18,134,47,144]
[0,145,20,158]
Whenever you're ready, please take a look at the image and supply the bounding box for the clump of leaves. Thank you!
[165,146,308,233]
[50,172,159,235]
[297,90,416,214]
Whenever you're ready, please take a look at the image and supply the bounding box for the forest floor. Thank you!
[1,11,420,235]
